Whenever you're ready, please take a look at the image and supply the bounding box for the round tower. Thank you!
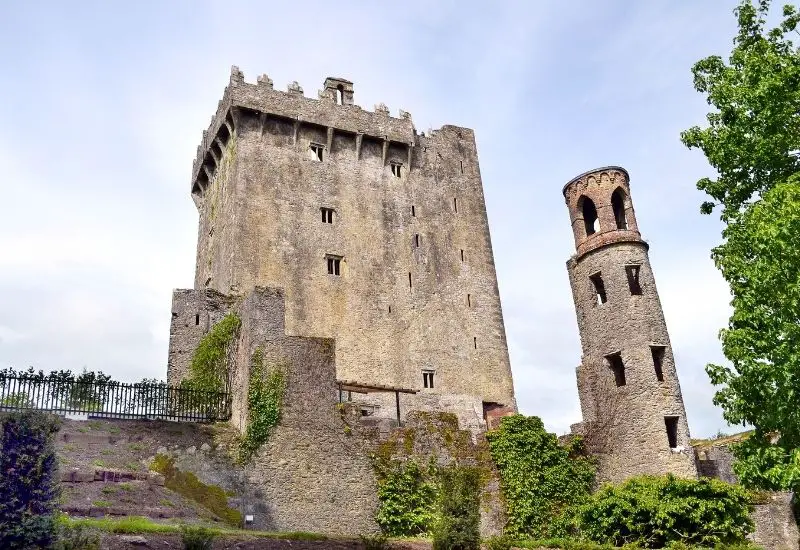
[563,166,697,483]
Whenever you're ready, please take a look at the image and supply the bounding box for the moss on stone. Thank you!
[149,454,241,527]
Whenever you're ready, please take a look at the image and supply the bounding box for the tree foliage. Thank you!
[578,475,753,548]
[0,411,62,549]
[432,465,481,550]
[486,415,595,539]
[680,0,800,491]
[680,0,800,221]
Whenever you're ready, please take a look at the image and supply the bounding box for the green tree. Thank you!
[680,0,800,491]
[432,465,481,550]
[0,411,62,549]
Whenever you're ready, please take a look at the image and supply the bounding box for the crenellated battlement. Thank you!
[190,66,426,197]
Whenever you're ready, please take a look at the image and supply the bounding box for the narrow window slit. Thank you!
[453,198,458,213]
[467,294,471,307]
[625,265,642,295]
[460,249,465,262]
[408,272,412,288]
[590,273,607,304]
[195,314,200,326]
[651,346,666,381]
[473,337,477,349]
[606,352,626,387]
[665,416,679,448]
[411,205,416,217]
[415,234,420,248]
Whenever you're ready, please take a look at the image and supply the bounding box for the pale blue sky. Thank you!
[0,1,751,437]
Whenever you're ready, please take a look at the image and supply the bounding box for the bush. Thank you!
[359,533,389,550]
[486,415,595,538]
[180,524,217,550]
[53,522,101,550]
[578,474,754,548]
[0,411,61,549]
[375,459,438,536]
[432,465,481,550]
[485,535,513,550]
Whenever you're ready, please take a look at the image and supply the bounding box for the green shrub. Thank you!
[53,523,100,550]
[374,459,438,536]
[0,411,61,549]
[432,465,481,550]
[579,474,754,548]
[485,535,513,550]
[180,524,216,550]
[486,415,595,538]
[359,533,389,550]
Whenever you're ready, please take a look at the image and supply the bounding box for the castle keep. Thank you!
[168,67,516,427]
[563,167,697,482]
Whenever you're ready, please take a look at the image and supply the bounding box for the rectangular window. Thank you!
[665,416,679,448]
[391,162,402,178]
[414,234,420,248]
[625,264,643,295]
[651,346,666,382]
[326,255,341,276]
[321,207,334,224]
[195,314,200,326]
[309,143,324,161]
[606,352,626,387]
[422,370,435,389]
[411,205,416,217]
[590,272,607,304]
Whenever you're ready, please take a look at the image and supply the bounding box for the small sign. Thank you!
[245,515,254,523]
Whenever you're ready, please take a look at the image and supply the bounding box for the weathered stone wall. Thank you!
[564,167,696,483]
[695,443,738,484]
[185,67,515,410]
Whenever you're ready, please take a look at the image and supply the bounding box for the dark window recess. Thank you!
[454,197,458,213]
[309,143,324,161]
[460,249,465,262]
[665,416,679,448]
[388,305,392,314]
[209,227,214,237]
[606,352,626,387]
[408,272,412,288]
[391,163,402,178]
[612,188,628,229]
[411,205,416,217]
[423,370,435,389]
[326,256,341,276]
[473,337,477,349]
[336,84,344,105]
[204,277,211,287]
[321,207,334,224]
[651,346,666,381]
[590,273,607,304]
[460,160,464,174]
[195,314,200,326]
[415,234,420,248]
[581,196,599,235]
[625,265,643,295]
[467,293,471,307]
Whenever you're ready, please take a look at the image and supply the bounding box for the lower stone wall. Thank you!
[694,440,799,550]
[749,492,799,550]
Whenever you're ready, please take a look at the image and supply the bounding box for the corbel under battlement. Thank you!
[191,66,426,197]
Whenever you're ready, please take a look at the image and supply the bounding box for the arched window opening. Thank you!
[612,188,627,230]
[336,84,344,105]
[579,196,599,236]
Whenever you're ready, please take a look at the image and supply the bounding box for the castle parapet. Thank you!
[190,66,417,197]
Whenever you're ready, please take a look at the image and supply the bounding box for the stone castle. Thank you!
[161,67,796,545]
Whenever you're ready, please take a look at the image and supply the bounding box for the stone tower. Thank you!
[168,67,516,426]
[563,166,697,483]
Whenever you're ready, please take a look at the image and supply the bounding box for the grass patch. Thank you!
[100,449,115,456]
[58,515,333,540]
[101,486,119,495]
[92,500,112,508]
[128,443,145,452]
[119,482,134,492]
[62,443,77,452]
[92,459,107,468]
[126,461,142,471]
